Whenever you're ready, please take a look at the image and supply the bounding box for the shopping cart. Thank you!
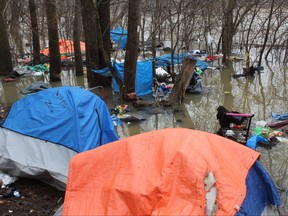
[216,106,254,144]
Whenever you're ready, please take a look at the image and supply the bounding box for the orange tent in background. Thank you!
[62,128,261,216]
[40,39,85,60]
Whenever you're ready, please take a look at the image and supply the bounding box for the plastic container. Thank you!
[13,190,21,198]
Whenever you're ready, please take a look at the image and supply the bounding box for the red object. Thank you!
[4,77,16,82]
[226,113,254,117]
[266,120,288,128]
[206,56,218,61]
[230,123,245,129]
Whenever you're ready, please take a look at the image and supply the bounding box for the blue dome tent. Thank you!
[0,86,118,190]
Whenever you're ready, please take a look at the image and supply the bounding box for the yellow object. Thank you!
[245,51,250,69]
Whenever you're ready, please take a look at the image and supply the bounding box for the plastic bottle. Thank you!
[13,190,20,197]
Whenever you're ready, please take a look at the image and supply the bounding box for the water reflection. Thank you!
[220,63,234,108]
[1,75,42,105]
[1,61,288,134]
[1,61,288,136]
[0,69,87,107]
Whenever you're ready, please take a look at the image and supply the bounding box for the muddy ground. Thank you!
[0,177,64,216]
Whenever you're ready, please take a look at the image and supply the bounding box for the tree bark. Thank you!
[10,1,24,58]
[96,0,112,86]
[284,39,288,64]
[92,0,123,93]
[258,0,275,67]
[123,0,141,100]
[168,58,196,105]
[222,0,236,64]
[0,0,13,74]
[80,0,99,87]
[73,0,83,76]
[45,0,61,82]
[29,0,41,65]
[97,0,110,69]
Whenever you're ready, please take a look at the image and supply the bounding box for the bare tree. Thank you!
[256,0,287,66]
[93,0,123,93]
[110,1,128,28]
[284,38,288,63]
[80,0,122,89]
[123,0,141,100]
[166,0,182,74]
[80,0,99,87]
[98,0,111,69]
[139,0,148,59]
[257,0,275,67]
[0,0,13,74]
[29,0,41,65]
[45,0,62,81]
[221,0,236,63]
[181,3,199,52]
[73,0,83,76]
[220,0,258,64]
[10,1,24,58]
[265,2,288,61]
[96,0,112,86]
[40,1,48,48]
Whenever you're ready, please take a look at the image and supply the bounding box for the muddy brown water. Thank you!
[0,60,287,214]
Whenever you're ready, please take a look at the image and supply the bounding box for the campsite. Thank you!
[1,57,288,215]
[1,0,288,215]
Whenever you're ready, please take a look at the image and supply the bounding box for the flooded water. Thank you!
[0,57,288,213]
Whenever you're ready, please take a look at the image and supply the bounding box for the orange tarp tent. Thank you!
[62,128,259,216]
[40,39,85,60]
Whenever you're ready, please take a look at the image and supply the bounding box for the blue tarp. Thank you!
[2,86,119,153]
[236,160,280,215]
[246,135,269,150]
[271,112,288,120]
[155,53,209,71]
[92,67,111,77]
[112,60,153,96]
[110,27,128,49]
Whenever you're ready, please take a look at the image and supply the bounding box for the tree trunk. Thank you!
[151,24,156,78]
[73,0,83,76]
[168,58,196,105]
[0,0,13,74]
[98,0,110,69]
[92,0,123,93]
[10,1,24,58]
[80,0,99,87]
[123,0,141,100]
[96,0,112,86]
[222,0,236,64]
[40,3,47,48]
[45,0,61,82]
[140,14,146,59]
[284,39,288,64]
[258,0,275,67]
[29,0,41,65]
